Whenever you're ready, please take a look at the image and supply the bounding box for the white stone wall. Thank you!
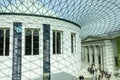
[103,40,115,74]
[0,15,81,80]
[81,39,116,75]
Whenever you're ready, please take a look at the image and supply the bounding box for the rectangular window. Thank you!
[71,33,76,53]
[53,30,62,54]
[25,29,39,55]
[0,29,10,56]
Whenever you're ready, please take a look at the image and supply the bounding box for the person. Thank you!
[93,68,97,80]
[97,68,101,80]
[79,75,84,80]
[107,72,111,80]
[87,67,90,72]
[92,64,96,80]
[81,75,84,80]
[79,75,82,80]
[91,64,95,74]
[105,71,108,77]
[101,71,104,78]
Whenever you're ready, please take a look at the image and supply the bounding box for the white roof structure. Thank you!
[0,0,120,38]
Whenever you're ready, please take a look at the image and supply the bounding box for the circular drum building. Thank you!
[0,0,81,80]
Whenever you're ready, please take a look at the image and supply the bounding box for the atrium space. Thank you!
[0,0,120,80]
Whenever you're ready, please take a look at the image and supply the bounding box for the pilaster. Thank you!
[81,46,84,62]
[88,46,93,64]
[93,45,99,69]
[84,46,88,63]
[99,45,104,71]
[103,40,114,73]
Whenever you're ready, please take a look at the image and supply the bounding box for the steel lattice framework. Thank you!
[0,0,120,37]
[0,0,120,80]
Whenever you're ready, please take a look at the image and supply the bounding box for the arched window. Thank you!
[25,29,39,55]
[5,30,10,56]
[53,30,62,54]
[33,30,39,55]
[0,30,4,56]
[0,29,10,56]
[25,30,32,55]
[71,33,76,53]
[57,32,61,54]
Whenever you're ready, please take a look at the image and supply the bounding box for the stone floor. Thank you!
[100,76,119,80]
[74,76,120,80]
[82,76,119,80]
[79,62,120,80]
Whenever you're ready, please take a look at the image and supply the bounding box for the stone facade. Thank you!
[81,35,119,76]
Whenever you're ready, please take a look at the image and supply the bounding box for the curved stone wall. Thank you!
[0,15,81,80]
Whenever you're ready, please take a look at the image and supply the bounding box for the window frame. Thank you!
[25,28,40,55]
[0,28,10,56]
[53,30,63,54]
[71,33,76,54]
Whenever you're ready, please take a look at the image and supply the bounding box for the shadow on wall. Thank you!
[34,72,77,80]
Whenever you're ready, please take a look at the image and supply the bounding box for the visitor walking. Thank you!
[79,75,84,80]
[97,68,101,80]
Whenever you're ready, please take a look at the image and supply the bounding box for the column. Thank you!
[81,46,84,62]
[86,46,89,63]
[91,46,95,64]
[89,46,93,64]
[83,46,85,62]
[43,24,50,80]
[84,46,88,63]
[12,22,22,80]
[102,44,107,71]
[93,45,99,69]
[99,45,104,71]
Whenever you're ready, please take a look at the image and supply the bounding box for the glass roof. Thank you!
[0,0,120,38]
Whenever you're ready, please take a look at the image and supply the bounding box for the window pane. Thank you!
[53,31,55,54]
[71,34,74,53]
[5,30,10,56]
[33,30,39,55]
[53,31,62,54]
[25,30,32,55]
[57,32,61,54]
[71,33,76,53]
[0,30,4,56]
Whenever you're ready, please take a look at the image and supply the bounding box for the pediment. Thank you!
[82,36,101,42]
